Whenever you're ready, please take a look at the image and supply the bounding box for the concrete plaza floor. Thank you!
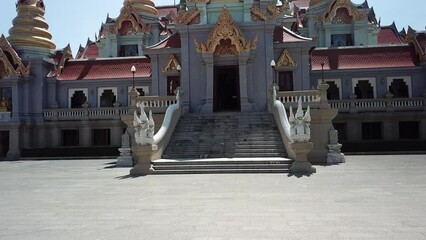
[0,155,425,240]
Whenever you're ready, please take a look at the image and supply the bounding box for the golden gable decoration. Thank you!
[0,35,31,78]
[162,54,181,72]
[176,9,201,25]
[250,2,282,21]
[48,44,73,77]
[406,27,425,61]
[276,49,297,67]
[194,7,258,55]
[112,3,150,34]
[318,0,368,23]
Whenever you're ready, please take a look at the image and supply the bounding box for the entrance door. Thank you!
[214,66,240,112]
[0,131,9,159]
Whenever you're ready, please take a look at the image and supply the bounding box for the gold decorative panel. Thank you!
[162,54,181,72]
[194,7,257,55]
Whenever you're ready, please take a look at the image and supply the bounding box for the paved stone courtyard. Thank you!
[0,155,425,240]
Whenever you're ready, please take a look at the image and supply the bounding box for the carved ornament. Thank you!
[250,2,283,21]
[162,54,181,72]
[194,7,258,55]
[0,35,31,78]
[318,0,368,23]
[276,49,297,67]
[48,45,73,77]
[405,28,425,61]
[113,3,150,35]
[176,9,201,25]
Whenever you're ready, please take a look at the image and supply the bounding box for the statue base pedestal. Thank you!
[129,145,157,176]
[327,153,345,164]
[116,148,133,167]
[289,142,316,174]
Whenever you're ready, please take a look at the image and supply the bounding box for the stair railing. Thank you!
[270,85,295,159]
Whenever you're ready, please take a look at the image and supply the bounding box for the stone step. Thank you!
[151,158,292,174]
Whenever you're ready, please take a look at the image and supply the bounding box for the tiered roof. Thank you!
[58,57,151,81]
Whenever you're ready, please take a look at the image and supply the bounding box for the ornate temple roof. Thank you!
[378,22,404,45]
[76,40,99,59]
[8,0,56,50]
[311,45,418,70]
[58,57,151,81]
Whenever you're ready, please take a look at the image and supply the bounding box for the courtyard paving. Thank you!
[0,155,425,240]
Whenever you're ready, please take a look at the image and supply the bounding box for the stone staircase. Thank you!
[155,112,292,174]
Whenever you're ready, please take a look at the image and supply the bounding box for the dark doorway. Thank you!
[167,76,180,96]
[0,131,10,158]
[214,66,240,112]
[278,71,294,91]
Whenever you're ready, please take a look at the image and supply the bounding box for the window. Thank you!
[0,87,12,112]
[399,121,419,139]
[68,88,88,108]
[278,71,294,91]
[92,129,111,146]
[331,34,353,47]
[362,122,382,140]
[62,130,79,146]
[387,77,411,98]
[326,81,340,100]
[70,90,87,108]
[119,45,138,57]
[98,88,117,107]
[167,76,180,96]
[354,80,374,99]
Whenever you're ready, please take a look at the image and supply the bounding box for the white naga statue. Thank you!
[133,102,155,145]
[289,97,311,142]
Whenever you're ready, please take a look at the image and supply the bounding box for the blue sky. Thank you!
[0,0,424,55]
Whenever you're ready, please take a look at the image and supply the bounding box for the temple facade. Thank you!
[0,0,425,160]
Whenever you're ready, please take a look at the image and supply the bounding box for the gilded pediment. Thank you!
[162,54,181,72]
[111,3,150,35]
[0,35,31,78]
[276,49,297,68]
[175,9,201,25]
[48,44,73,77]
[194,7,258,55]
[318,0,368,23]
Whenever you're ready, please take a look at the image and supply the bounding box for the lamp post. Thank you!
[131,65,136,89]
[270,60,276,85]
[321,62,325,83]
[175,64,181,95]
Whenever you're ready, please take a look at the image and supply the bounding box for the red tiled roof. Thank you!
[311,45,417,70]
[76,42,99,59]
[51,50,64,64]
[378,28,402,45]
[147,33,181,50]
[274,27,312,43]
[58,57,151,80]
[157,5,178,17]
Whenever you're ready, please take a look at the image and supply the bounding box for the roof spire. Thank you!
[8,0,56,54]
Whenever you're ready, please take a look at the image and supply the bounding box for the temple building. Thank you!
[0,0,425,162]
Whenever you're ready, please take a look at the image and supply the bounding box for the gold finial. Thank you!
[123,0,158,16]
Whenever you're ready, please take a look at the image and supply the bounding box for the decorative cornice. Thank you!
[318,0,368,23]
[276,49,297,67]
[0,35,31,78]
[194,7,258,55]
[112,3,150,34]
[162,54,181,72]
[175,9,201,25]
